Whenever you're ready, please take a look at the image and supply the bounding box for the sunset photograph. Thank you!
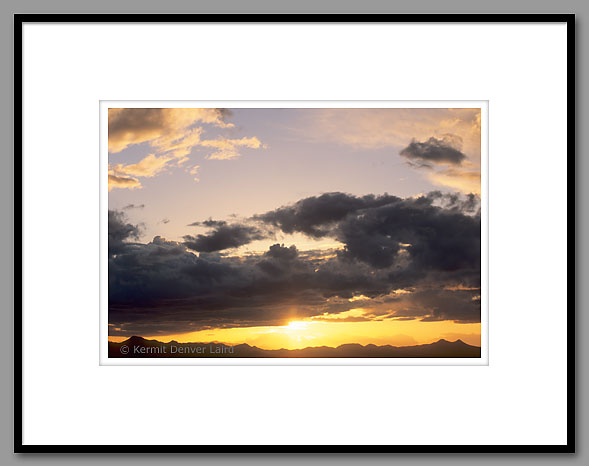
[15,12,573,454]
[106,106,483,359]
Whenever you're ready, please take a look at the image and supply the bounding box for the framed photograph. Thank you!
[16,14,574,452]
[101,100,488,366]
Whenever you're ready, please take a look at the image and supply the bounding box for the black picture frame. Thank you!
[14,13,576,454]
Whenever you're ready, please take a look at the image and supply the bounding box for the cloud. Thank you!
[400,135,466,166]
[256,192,394,238]
[109,191,480,336]
[256,192,480,270]
[108,108,232,154]
[296,108,482,195]
[266,243,298,260]
[122,203,145,210]
[108,174,142,191]
[389,289,481,323]
[299,108,481,156]
[108,108,266,188]
[426,191,480,214]
[183,221,266,252]
[334,194,480,274]
[108,151,187,191]
[189,165,200,182]
[428,168,481,196]
[110,153,177,178]
[399,135,481,195]
[108,210,141,254]
[201,136,266,160]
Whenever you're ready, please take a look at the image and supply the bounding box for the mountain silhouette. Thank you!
[109,336,481,358]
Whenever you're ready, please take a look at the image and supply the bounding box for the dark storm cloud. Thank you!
[256,192,397,238]
[400,135,467,166]
[183,223,266,252]
[255,244,299,276]
[109,233,336,333]
[108,210,140,255]
[266,243,298,260]
[109,235,235,305]
[108,191,481,335]
[108,234,389,335]
[386,289,481,324]
[426,191,479,214]
[335,195,481,272]
[257,191,480,273]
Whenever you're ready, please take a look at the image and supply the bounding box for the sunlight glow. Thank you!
[284,321,309,331]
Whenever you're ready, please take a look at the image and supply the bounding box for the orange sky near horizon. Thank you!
[108,317,481,349]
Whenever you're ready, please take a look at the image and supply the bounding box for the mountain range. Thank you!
[109,336,481,358]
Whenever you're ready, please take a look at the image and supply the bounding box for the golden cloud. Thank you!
[108,108,232,154]
[189,165,200,182]
[428,168,481,195]
[108,173,142,191]
[306,108,477,147]
[110,153,175,179]
[108,108,265,189]
[202,136,266,160]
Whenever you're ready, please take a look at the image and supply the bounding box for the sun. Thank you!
[284,321,308,331]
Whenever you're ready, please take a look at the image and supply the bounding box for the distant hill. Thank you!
[109,336,481,358]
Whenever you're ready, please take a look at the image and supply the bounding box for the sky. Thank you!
[108,107,482,350]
